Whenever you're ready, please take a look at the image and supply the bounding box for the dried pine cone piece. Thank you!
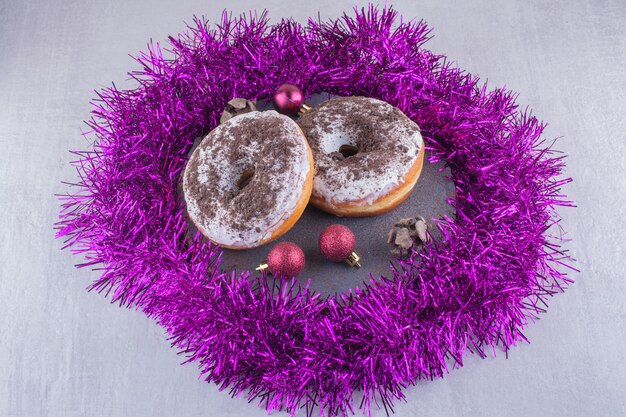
[387,215,430,257]
[219,98,257,124]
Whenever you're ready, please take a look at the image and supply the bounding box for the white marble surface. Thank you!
[1,0,625,416]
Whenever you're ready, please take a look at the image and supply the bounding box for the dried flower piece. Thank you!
[219,98,257,124]
[394,228,413,248]
[388,215,430,257]
[415,218,429,243]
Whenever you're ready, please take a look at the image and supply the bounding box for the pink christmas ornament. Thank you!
[318,224,361,267]
[257,242,305,276]
[272,83,306,116]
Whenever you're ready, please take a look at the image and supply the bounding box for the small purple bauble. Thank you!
[267,242,305,276]
[318,224,356,262]
[272,83,304,116]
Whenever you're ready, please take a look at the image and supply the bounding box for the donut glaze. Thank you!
[183,111,313,249]
[296,96,424,216]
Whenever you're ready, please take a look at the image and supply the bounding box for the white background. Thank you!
[1,0,625,416]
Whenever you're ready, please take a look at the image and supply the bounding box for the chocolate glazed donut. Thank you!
[183,111,314,249]
[297,96,425,216]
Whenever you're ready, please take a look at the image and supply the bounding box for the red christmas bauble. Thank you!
[318,224,356,262]
[267,242,305,277]
[272,83,304,116]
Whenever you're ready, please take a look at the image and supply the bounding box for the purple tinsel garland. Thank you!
[56,6,575,417]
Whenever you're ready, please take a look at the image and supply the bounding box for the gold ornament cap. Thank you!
[346,252,361,268]
[298,103,312,115]
[256,262,269,272]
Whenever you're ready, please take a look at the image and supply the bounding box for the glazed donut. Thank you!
[183,111,314,249]
[296,96,424,216]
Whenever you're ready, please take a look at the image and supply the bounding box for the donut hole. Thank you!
[338,144,359,158]
[236,168,255,190]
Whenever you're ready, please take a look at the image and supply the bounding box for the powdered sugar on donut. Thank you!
[297,97,423,207]
[183,111,310,248]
